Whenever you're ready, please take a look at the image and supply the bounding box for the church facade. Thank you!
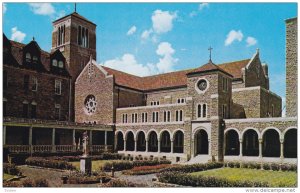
[3,11,297,163]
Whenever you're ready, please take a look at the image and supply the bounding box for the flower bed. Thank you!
[25,157,75,170]
[3,163,21,176]
[122,164,174,175]
[157,172,269,187]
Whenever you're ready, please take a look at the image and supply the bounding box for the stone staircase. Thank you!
[185,155,211,164]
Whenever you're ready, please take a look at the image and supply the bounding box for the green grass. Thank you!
[3,173,15,181]
[190,168,297,187]
[69,160,122,171]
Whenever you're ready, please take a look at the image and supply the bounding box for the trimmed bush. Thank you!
[270,163,280,171]
[101,179,145,187]
[3,163,21,176]
[227,162,235,168]
[160,162,223,173]
[157,172,269,187]
[102,160,171,171]
[25,157,75,170]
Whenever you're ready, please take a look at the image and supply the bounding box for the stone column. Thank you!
[134,140,137,152]
[259,139,263,158]
[104,131,108,151]
[145,140,148,152]
[280,139,284,159]
[124,139,126,151]
[72,129,76,151]
[191,139,195,158]
[29,127,33,153]
[52,128,56,152]
[89,130,93,152]
[158,139,161,153]
[171,140,174,154]
[208,139,211,156]
[3,126,6,145]
[239,139,243,157]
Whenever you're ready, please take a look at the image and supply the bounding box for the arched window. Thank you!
[198,104,201,118]
[58,61,64,68]
[52,59,58,67]
[26,53,31,62]
[203,104,207,117]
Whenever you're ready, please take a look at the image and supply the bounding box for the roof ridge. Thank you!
[218,58,251,66]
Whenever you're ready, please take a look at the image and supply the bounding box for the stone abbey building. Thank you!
[3,11,297,163]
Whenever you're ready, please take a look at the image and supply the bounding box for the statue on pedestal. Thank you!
[80,131,92,175]
[82,131,89,157]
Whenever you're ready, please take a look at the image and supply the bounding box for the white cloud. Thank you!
[225,30,243,46]
[246,36,258,47]
[199,3,209,11]
[11,27,26,42]
[152,10,177,34]
[127,25,137,36]
[29,3,55,16]
[102,42,178,76]
[189,11,197,18]
[141,29,153,40]
[3,3,7,14]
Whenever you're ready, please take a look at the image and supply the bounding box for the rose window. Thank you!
[84,95,97,114]
[197,79,208,91]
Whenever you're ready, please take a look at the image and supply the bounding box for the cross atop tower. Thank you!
[208,46,213,62]
[74,3,77,13]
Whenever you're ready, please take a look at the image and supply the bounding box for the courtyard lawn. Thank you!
[70,160,122,171]
[190,168,297,187]
[3,173,15,181]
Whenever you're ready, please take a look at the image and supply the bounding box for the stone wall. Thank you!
[146,88,187,105]
[286,18,297,117]
[117,88,145,108]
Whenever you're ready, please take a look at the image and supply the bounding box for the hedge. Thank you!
[160,162,224,173]
[157,172,269,187]
[25,157,75,170]
[225,161,297,172]
[102,160,171,171]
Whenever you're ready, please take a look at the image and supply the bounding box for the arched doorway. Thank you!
[173,130,184,153]
[242,129,259,156]
[126,131,134,151]
[148,131,158,152]
[160,131,171,152]
[195,129,208,155]
[225,130,239,155]
[284,129,297,158]
[262,129,280,157]
[116,132,124,151]
[137,131,146,151]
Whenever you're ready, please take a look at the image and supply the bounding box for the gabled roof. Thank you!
[101,58,249,91]
[53,12,96,26]
[187,60,233,77]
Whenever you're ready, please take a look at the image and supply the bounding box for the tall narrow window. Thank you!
[23,102,28,118]
[135,113,138,123]
[176,110,179,121]
[156,112,159,122]
[86,28,89,47]
[31,103,37,119]
[24,75,29,91]
[197,104,202,118]
[152,112,155,122]
[25,53,31,62]
[164,111,167,122]
[271,105,275,117]
[3,70,8,89]
[222,104,227,119]
[55,104,61,120]
[52,59,58,67]
[131,113,134,123]
[58,61,64,68]
[58,26,61,46]
[203,104,207,117]
[179,110,183,121]
[145,113,147,122]
[78,26,82,45]
[167,111,171,122]
[32,77,38,91]
[55,80,62,95]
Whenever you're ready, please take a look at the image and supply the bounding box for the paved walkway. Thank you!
[115,171,157,187]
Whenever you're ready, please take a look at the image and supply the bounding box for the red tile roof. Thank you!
[187,60,233,77]
[101,58,250,91]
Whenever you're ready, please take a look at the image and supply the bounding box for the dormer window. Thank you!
[26,53,31,62]
[52,59,58,67]
[58,61,64,68]
[32,55,38,63]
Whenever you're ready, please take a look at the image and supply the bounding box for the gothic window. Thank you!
[78,25,89,48]
[26,53,31,62]
[84,95,97,114]
[55,79,62,95]
[197,79,207,91]
[197,104,202,118]
[32,77,38,91]
[58,61,64,68]
[175,110,183,121]
[197,103,207,118]
[203,104,207,117]
[52,59,58,67]
[58,25,65,46]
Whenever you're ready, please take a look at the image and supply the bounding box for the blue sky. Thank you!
[2,2,297,113]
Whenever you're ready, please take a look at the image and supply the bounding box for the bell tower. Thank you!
[51,10,97,121]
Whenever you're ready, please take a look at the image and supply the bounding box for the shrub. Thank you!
[157,172,269,187]
[289,164,297,172]
[270,163,280,171]
[280,164,290,171]
[160,162,223,173]
[234,162,241,168]
[101,179,145,187]
[25,157,75,170]
[262,163,270,170]
[102,160,171,171]
[3,163,21,176]
[102,153,122,160]
[123,164,173,175]
[248,162,260,170]
[34,179,49,187]
[227,162,235,168]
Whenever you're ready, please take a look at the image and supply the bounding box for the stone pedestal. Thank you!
[80,156,92,175]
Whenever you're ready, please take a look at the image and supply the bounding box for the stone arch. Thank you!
[116,131,124,151]
[125,131,135,151]
[148,130,158,152]
[194,129,209,156]
[125,130,136,140]
[173,130,184,153]
[242,128,259,156]
[160,130,171,153]
[283,128,297,158]
[192,126,210,140]
[136,130,146,152]
[262,128,280,157]
[261,127,282,140]
[159,129,172,141]
[224,129,240,156]
[241,127,261,139]
[224,128,241,140]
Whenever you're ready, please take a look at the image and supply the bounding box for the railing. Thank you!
[4,145,113,153]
